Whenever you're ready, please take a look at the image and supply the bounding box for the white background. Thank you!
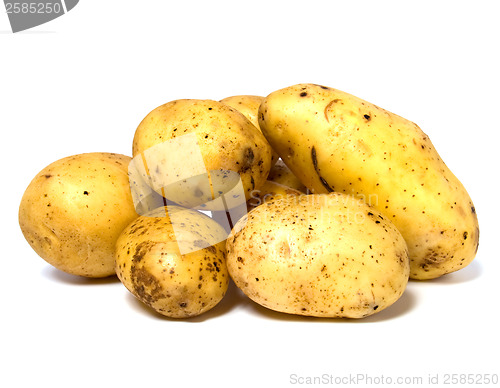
[1,1,499,387]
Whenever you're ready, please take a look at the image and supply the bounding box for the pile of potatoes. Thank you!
[19,83,479,319]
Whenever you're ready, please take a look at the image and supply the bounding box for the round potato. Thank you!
[115,206,229,318]
[132,99,272,210]
[220,94,279,166]
[19,153,138,278]
[227,193,409,318]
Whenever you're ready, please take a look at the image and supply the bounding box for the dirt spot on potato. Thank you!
[241,148,255,172]
[132,240,156,263]
[421,248,448,270]
[130,266,164,305]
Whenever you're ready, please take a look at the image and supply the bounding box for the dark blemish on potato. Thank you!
[471,206,476,214]
[422,249,446,268]
[323,100,337,122]
[83,191,89,195]
[375,220,381,224]
[130,266,164,305]
[169,268,175,274]
[179,302,188,307]
[244,147,254,163]
[44,174,52,179]
[241,147,255,173]
[250,176,255,190]
[208,107,212,111]
[367,212,374,216]
[132,240,155,263]
[363,114,371,121]
[463,231,468,240]
[300,92,307,97]
[237,256,244,264]
[311,146,334,193]
[206,245,216,254]
[373,305,379,310]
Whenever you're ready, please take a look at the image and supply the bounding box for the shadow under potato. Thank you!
[124,280,246,322]
[236,286,418,323]
[416,260,482,285]
[41,265,120,286]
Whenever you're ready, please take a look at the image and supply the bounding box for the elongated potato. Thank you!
[259,83,479,280]
[220,95,279,166]
[227,193,409,318]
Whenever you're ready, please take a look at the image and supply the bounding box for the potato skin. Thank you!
[115,206,229,318]
[220,95,279,166]
[259,83,479,280]
[227,193,409,318]
[267,159,308,193]
[220,95,264,130]
[19,153,138,278]
[247,180,302,210]
[132,99,272,207]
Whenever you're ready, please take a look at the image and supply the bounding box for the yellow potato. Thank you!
[19,153,138,278]
[220,94,279,166]
[115,206,229,318]
[132,99,272,210]
[259,83,479,280]
[227,193,409,318]
[267,159,308,193]
[220,95,263,130]
[247,180,302,210]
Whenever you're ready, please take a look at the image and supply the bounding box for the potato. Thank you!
[132,99,272,210]
[259,83,479,280]
[19,153,138,278]
[220,95,263,131]
[227,193,409,318]
[220,95,279,166]
[247,180,302,210]
[115,206,229,318]
[267,159,308,193]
